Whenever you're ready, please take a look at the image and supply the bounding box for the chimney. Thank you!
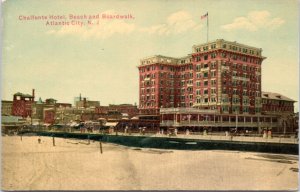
[83,98,87,108]
[32,89,35,100]
[79,93,82,101]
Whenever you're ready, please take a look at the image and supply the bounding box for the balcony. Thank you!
[160,107,217,114]
[201,67,210,72]
[232,76,250,81]
[160,120,277,128]
[221,66,230,71]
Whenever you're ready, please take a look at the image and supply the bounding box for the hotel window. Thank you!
[204,89,208,94]
[211,44,216,49]
[196,81,201,87]
[196,73,201,79]
[223,106,229,111]
[211,71,216,77]
[211,63,216,68]
[204,81,208,86]
[204,98,209,103]
[233,98,239,103]
[196,64,201,71]
[196,56,201,62]
[211,53,216,58]
[232,106,239,112]
[222,98,228,103]
[222,44,227,48]
[203,72,208,78]
[189,95,193,99]
[197,98,201,103]
[211,97,216,102]
[211,88,216,94]
[196,89,201,95]
[204,63,209,68]
[221,53,226,58]
[189,73,193,78]
[204,55,208,60]
[211,80,216,86]
[203,46,208,51]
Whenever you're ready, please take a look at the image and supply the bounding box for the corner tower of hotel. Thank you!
[138,39,266,116]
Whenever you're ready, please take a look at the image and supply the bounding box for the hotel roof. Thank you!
[262,91,296,102]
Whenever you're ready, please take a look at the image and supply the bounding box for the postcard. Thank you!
[1,0,299,190]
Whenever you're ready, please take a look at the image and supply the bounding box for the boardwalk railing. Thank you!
[19,126,299,144]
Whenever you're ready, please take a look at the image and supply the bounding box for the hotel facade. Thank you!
[138,39,296,133]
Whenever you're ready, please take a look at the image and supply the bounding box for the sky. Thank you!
[1,0,299,111]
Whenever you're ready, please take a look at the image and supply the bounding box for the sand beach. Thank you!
[2,135,298,190]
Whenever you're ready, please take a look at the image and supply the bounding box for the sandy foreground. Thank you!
[1,136,298,190]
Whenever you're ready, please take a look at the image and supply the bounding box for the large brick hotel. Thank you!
[138,39,296,133]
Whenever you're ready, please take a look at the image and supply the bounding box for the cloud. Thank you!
[221,11,285,32]
[47,10,136,39]
[140,10,202,35]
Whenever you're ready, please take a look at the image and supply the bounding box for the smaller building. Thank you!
[32,97,72,124]
[1,100,13,115]
[262,91,296,133]
[12,89,35,118]
[1,115,27,134]
[75,95,100,108]
[95,104,139,119]
[262,92,295,115]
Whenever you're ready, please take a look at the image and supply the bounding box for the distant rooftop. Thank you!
[13,92,34,98]
[262,91,296,102]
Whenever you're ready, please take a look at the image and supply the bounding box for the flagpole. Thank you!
[207,12,209,43]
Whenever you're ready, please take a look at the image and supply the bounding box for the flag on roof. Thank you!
[201,12,208,19]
